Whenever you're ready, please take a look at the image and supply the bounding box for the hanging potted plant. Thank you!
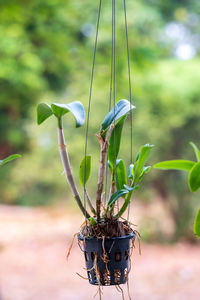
[36,0,157,291]
[37,99,154,286]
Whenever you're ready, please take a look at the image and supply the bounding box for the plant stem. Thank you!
[109,171,116,215]
[96,124,114,222]
[57,125,90,218]
[110,171,115,195]
[85,189,96,215]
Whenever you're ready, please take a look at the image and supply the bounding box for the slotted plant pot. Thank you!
[78,233,135,286]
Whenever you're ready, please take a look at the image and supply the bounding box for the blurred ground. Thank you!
[0,205,200,300]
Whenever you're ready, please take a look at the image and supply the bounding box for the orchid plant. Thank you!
[37,99,154,236]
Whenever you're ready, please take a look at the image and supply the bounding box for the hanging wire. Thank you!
[104,0,114,206]
[124,0,133,163]
[123,0,133,222]
[84,0,102,220]
[84,0,133,221]
[104,0,117,212]
[112,0,119,214]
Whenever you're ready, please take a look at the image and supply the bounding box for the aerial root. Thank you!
[125,230,142,300]
[115,285,125,300]
[100,236,110,273]
[93,252,103,300]
[127,277,132,300]
[66,233,78,260]
[76,272,88,280]
[133,230,141,255]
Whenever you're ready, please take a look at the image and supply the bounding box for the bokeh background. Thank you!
[0,0,200,299]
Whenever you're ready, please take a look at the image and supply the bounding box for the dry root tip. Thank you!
[66,233,77,260]
[76,272,88,280]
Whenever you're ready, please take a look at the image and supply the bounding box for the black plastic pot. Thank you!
[78,233,135,286]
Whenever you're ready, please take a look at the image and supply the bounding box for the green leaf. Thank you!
[0,154,21,167]
[37,103,53,125]
[108,116,126,168]
[124,184,140,192]
[101,99,135,131]
[194,209,200,237]
[116,159,121,166]
[134,144,153,182]
[89,217,97,226]
[116,159,127,191]
[190,142,200,162]
[51,101,85,127]
[108,189,129,207]
[79,156,91,187]
[128,164,134,179]
[188,161,200,192]
[143,166,151,174]
[138,166,151,182]
[154,160,195,171]
[107,160,112,171]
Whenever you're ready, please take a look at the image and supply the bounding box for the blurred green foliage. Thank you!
[0,0,200,240]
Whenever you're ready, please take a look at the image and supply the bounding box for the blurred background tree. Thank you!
[0,0,200,241]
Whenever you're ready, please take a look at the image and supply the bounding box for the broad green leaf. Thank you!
[154,160,195,171]
[134,144,153,182]
[190,142,200,162]
[79,156,91,187]
[116,159,127,191]
[108,189,129,207]
[101,99,135,131]
[189,161,200,192]
[51,101,85,127]
[0,154,21,167]
[194,209,200,237]
[128,164,134,179]
[37,103,53,125]
[108,116,126,168]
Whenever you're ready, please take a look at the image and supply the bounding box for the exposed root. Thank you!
[93,286,103,299]
[83,266,95,272]
[66,233,78,260]
[94,253,103,300]
[120,216,137,227]
[125,231,140,300]
[100,236,110,273]
[103,270,110,285]
[127,278,132,300]
[77,238,85,252]
[115,285,125,300]
[80,219,134,238]
[133,230,141,255]
[76,272,88,280]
